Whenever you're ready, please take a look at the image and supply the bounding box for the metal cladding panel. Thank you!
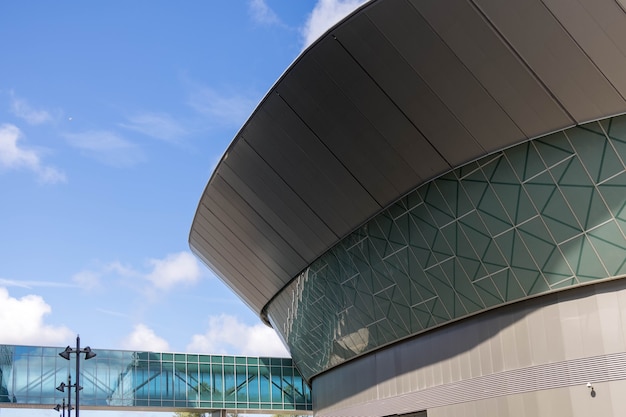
[192,200,284,298]
[277,54,416,206]
[206,174,303,284]
[542,0,626,96]
[333,13,484,168]
[409,0,574,138]
[245,94,376,239]
[216,161,326,262]
[311,36,450,184]
[474,0,626,122]
[189,228,271,312]
[365,0,526,151]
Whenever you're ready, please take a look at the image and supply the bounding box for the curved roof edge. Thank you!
[190,0,626,319]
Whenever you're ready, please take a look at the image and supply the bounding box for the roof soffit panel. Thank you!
[190,231,270,314]
[409,0,574,139]
[311,36,451,185]
[208,173,306,281]
[190,205,281,297]
[541,0,626,97]
[473,0,626,122]
[245,95,377,239]
[333,13,484,168]
[365,0,526,151]
[260,94,380,216]
[276,53,416,206]
[217,161,325,262]
[193,200,288,297]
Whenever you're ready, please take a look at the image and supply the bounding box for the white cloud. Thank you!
[121,323,170,351]
[145,251,202,290]
[188,86,258,127]
[0,287,74,345]
[119,112,188,143]
[72,270,102,291]
[63,130,144,167]
[0,123,66,183]
[248,0,281,26]
[10,92,53,125]
[187,314,290,357]
[302,0,369,47]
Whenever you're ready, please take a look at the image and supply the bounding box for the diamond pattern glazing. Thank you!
[266,115,626,381]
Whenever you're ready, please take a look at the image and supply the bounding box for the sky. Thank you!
[0,1,368,416]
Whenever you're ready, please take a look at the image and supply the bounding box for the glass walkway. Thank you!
[0,344,312,414]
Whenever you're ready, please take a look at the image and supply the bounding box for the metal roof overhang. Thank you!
[189,0,626,322]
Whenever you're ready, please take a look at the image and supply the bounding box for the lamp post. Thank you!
[58,335,96,417]
[55,376,75,417]
[53,397,73,417]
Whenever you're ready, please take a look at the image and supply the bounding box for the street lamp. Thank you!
[56,375,76,417]
[59,335,96,417]
[53,397,74,417]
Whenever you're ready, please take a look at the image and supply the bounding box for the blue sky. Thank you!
[0,1,367,416]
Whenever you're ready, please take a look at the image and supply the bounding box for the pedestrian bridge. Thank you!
[0,344,312,414]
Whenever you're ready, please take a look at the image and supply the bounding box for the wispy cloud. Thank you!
[188,86,258,127]
[74,252,202,293]
[63,130,144,167]
[0,287,74,345]
[248,0,282,26]
[9,92,53,125]
[0,123,66,183]
[0,278,76,289]
[302,0,369,47]
[119,112,188,143]
[187,314,290,357]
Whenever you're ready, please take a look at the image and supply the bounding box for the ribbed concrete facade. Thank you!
[313,279,626,417]
[190,0,626,415]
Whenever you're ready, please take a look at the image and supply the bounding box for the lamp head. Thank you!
[53,405,61,412]
[84,346,96,360]
[59,346,72,360]
[56,383,66,392]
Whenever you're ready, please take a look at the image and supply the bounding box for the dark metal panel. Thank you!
[276,53,415,207]
[217,161,325,262]
[189,232,270,313]
[207,174,306,282]
[541,0,626,97]
[190,224,274,312]
[409,0,574,138]
[311,36,450,186]
[473,0,626,122]
[192,202,283,298]
[244,94,376,240]
[334,13,484,169]
[365,0,525,151]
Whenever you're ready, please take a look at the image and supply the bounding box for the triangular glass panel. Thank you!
[542,247,574,285]
[461,171,489,208]
[423,183,455,228]
[587,221,626,276]
[474,276,504,307]
[492,268,525,301]
[505,141,547,182]
[534,133,574,168]
[560,235,608,280]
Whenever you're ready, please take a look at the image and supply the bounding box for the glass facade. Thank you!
[0,345,311,412]
[267,114,626,381]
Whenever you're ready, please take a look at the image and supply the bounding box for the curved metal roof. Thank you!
[190,0,626,320]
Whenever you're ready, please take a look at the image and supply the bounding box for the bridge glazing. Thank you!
[0,344,312,413]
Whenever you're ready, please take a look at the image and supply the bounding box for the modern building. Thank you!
[189,0,626,416]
